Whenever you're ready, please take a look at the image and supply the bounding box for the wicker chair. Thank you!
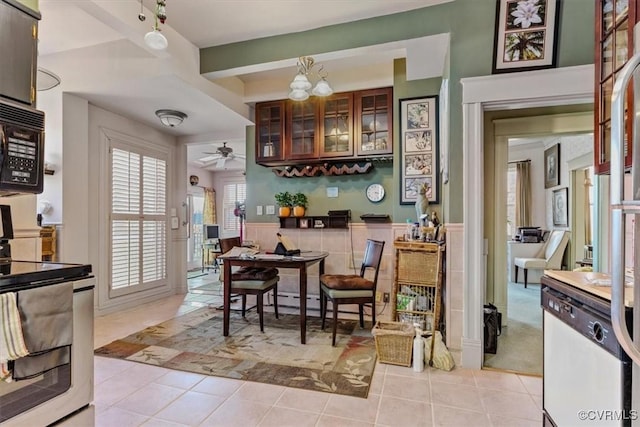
[319,239,385,346]
[218,237,279,332]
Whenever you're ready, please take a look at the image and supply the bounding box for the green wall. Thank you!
[245,59,442,224]
[204,0,595,224]
[393,60,443,224]
[245,123,396,223]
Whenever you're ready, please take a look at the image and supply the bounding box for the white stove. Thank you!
[0,261,94,426]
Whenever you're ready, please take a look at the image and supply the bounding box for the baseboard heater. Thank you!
[268,292,375,317]
[270,291,322,310]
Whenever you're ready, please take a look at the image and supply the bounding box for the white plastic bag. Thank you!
[424,331,455,371]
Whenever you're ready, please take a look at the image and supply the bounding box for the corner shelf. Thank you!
[392,240,446,365]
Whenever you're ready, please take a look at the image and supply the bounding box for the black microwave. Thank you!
[0,99,44,195]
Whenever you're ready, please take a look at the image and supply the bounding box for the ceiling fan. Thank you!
[198,142,246,168]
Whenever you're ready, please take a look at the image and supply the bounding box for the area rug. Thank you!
[95,306,377,398]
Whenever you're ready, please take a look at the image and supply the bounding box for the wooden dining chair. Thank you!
[319,239,385,346]
[218,237,279,332]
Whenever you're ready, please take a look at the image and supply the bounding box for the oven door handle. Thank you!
[611,49,640,367]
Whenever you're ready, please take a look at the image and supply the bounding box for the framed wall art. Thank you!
[552,187,568,227]
[400,96,439,205]
[492,0,560,73]
[544,143,560,189]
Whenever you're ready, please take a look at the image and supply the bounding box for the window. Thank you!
[222,180,246,234]
[110,145,167,297]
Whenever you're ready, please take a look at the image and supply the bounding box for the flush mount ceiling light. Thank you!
[140,0,168,50]
[37,67,61,91]
[288,56,333,101]
[155,109,187,127]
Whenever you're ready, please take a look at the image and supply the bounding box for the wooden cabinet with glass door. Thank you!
[355,87,393,156]
[286,98,319,160]
[595,0,637,174]
[255,101,285,163]
[319,93,354,158]
[255,87,393,166]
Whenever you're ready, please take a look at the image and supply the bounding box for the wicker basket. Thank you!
[397,248,440,285]
[371,321,415,367]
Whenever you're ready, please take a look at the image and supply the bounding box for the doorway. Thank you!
[187,190,205,273]
[482,111,594,375]
[460,64,593,370]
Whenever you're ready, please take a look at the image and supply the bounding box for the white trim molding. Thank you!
[462,64,594,107]
[460,64,593,369]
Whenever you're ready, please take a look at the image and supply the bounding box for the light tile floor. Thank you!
[79,274,543,426]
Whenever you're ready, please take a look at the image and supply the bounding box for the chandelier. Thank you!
[288,56,333,101]
[139,0,168,50]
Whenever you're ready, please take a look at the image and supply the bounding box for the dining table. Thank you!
[220,250,329,344]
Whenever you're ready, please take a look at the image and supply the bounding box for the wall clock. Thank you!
[366,183,385,203]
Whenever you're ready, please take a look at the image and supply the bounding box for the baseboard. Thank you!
[273,291,321,310]
[461,337,483,369]
[270,292,387,320]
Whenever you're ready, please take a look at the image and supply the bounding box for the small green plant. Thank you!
[274,191,293,207]
[292,192,308,208]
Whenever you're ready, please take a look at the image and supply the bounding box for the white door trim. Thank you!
[460,64,594,368]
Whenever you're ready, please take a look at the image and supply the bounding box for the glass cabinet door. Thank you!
[319,93,353,158]
[355,88,393,156]
[286,98,319,159]
[254,86,393,166]
[595,0,635,174]
[255,101,285,162]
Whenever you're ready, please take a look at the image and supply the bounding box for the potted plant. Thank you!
[275,191,293,217]
[291,192,308,217]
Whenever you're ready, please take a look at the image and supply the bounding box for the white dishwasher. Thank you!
[542,276,634,426]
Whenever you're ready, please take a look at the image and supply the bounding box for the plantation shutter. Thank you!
[222,181,246,233]
[111,146,167,296]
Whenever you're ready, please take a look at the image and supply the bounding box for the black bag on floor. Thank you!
[483,303,502,354]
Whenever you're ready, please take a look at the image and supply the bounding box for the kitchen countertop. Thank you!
[544,270,634,306]
[0,261,92,293]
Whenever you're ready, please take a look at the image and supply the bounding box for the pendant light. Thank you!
[288,56,333,101]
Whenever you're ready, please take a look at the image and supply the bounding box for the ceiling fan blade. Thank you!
[197,155,221,163]
[216,158,227,169]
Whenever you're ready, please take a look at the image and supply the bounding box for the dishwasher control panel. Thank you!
[542,286,627,360]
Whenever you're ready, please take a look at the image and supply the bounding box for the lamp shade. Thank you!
[155,109,187,127]
[288,89,310,101]
[144,29,168,50]
[289,73,312,91]
[311,78,333,97]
